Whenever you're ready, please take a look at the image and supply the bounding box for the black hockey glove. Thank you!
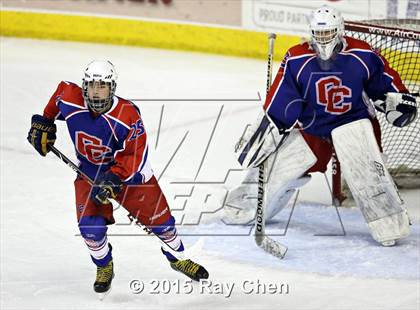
[374,93,417,128]
[91,172,123,205]
[27,114,57,156]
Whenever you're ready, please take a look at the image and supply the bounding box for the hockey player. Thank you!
[226,6,417,247]
[27,60,208,297]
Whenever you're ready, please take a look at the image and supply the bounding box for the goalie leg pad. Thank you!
[224,129,316,224]
[331,119,410,244]
[368,211,410,246]
[223,167,259,224]
[223,174,310,225]
[266,174,311,220]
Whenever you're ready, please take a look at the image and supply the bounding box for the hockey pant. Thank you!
[76,176,184,266]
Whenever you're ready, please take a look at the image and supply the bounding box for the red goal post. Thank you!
[332,19,420,205]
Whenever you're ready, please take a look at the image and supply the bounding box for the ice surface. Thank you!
[1,37,419,310]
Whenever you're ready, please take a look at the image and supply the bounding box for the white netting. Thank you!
[344,19,420,188]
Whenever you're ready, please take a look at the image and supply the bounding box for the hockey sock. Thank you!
[150,216,184,262]
[79,216,112,267]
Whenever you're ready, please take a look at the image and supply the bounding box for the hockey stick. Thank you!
[49,145,95,185]
[254,33,288,259]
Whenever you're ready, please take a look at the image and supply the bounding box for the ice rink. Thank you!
[1,37,419,310]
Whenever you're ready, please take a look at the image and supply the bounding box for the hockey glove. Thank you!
[374,93,418,128]
[27,114,57,156]
[91,172,123,205]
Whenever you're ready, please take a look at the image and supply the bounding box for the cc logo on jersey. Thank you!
[316,76,352,115]
[76,131,113,165]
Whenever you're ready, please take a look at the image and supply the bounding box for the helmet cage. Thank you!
[82,79,116,113]
[312,28,339,46]
[82,60,117,114]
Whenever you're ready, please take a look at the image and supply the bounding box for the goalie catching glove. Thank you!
[27,114,57,156]
[91,172,123,205]
[235,112,289,168]
[374,93,417,128]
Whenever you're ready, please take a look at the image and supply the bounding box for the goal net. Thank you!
[332,19,420,204]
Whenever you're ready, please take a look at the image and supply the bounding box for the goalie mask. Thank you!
[82,60,117,113]
[309,6,344,61]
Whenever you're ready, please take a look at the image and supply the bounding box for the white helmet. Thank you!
[309,6,344,60]
[82,60,117,113]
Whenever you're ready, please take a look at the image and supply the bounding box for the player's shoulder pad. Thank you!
[106,97,142,129]
[57,81,85,108]
[287,42,316,59]
[343,36,375,53]
[279,42,316,73]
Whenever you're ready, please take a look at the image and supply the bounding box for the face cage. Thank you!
[82,80,116,113]
[311,28,341,60]
[312,28,338,46]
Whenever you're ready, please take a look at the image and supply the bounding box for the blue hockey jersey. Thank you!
[43,81,152,184]
[264,36,407,137]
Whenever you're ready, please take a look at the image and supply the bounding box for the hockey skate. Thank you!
[94,259,114,300]
[161,245,209,281]
[170,259,209,281]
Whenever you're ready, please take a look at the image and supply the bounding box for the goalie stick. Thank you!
[254,33,288,259]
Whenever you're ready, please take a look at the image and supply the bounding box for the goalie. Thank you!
[224,6,417,247]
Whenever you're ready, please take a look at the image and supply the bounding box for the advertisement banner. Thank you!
[2,0,242,26]
[242,0,419,35]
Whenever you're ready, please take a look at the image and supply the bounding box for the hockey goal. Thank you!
[332,19,420,205]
